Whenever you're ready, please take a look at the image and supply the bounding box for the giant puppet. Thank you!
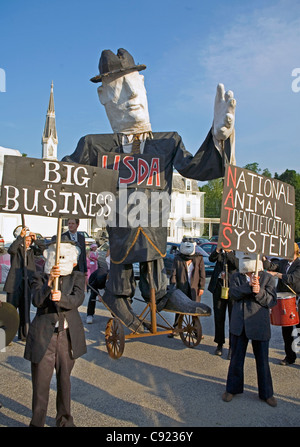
[62,48,236,331]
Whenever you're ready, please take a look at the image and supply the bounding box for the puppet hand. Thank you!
[51,290,61,302]
[213,83,236,141]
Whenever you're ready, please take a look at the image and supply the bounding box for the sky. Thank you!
[0,0,299,181]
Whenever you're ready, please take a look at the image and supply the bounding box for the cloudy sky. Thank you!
[0,0,299,178]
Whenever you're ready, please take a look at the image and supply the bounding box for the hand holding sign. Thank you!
[250,274,260,294]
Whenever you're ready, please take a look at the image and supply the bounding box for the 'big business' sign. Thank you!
[218,164,295,259]
[0,156,118,219]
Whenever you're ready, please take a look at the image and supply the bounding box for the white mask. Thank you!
[97,71,152,134]
[43,243,80,276]
[180,241,196,256]
[236,251,263,274]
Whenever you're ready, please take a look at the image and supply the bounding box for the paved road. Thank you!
[0,279,299,429]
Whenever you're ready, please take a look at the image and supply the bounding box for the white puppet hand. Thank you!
[213,83,236,141]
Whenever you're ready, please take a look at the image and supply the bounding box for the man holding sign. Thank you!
[222,252,278,407]
[24,238,87,427]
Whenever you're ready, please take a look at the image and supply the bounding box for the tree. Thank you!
[243,162,272,178]
[199,177,223,218]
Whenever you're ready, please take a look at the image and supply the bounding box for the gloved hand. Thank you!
[213,83,236,141]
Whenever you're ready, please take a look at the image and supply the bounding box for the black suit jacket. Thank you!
[62,130,232,265]
[4,236,36,297]
[229,271,277,341]
[62,231,87,274]
[263,257,300,295]
[170,254,205,301]
[24,270,87,363]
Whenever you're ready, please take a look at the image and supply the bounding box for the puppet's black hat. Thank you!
[90,48,146,83]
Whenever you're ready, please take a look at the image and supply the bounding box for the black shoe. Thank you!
[215,345,223,356]
[279,357,295,366]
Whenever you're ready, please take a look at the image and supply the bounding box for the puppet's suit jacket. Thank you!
[62,129,231,265]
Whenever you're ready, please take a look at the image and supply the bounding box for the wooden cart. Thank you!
[102,263,210,359]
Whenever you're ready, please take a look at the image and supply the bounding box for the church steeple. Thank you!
[42,81,58,160]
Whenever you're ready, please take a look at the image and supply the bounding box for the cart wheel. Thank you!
[105,317,125,359]
[177,314,202,348]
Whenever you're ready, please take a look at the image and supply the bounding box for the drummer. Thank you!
[263,242,300,366]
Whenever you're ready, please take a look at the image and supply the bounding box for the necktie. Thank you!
[131,134,141,154]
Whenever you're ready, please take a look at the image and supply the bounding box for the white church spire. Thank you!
[42,81,58,160]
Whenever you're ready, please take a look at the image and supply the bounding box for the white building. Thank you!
[167,172,205,242]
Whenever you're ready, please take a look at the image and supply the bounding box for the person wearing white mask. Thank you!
[222,252,277,407]
[24,238,86,427]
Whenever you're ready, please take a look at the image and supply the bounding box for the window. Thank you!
[186,179,191,191]
[186,200,191,214]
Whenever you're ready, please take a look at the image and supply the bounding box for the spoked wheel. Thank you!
[177,314,202,348]
[105,317,125,359]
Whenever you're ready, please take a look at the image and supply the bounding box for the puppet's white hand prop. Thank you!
[213,84,236,141]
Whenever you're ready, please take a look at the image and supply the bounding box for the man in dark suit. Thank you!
[208,248,239,357]
[170,238,206,302]
[62,218,88,281]
[169,237,206,337]
[263,242,300,366]
[24,239,86,427]
[222,252,277,407]
[4,227,37,340]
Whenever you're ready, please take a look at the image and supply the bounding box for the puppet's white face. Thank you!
[180,240,196,256]
[97,71,151,134]
[43,243,80,276]
[236,251,262,274]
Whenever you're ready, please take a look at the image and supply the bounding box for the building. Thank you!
[168,172,204,242]
[42,81,58,161]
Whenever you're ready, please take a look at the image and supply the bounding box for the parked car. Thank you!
[78,231,96,246]
[210,235,219,242]
[198,242,217,255]
[189,237,209,245]
[164,242,215,276]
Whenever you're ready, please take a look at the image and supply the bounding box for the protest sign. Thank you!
[100,153,165,189]
[0,156,118,219]
[218,164,295,259]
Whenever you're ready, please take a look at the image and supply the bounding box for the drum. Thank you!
[270,292,299,327]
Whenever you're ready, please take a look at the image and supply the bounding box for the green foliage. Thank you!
[199,178,223,217]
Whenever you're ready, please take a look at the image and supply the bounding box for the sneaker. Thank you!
[86,316,93,324]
